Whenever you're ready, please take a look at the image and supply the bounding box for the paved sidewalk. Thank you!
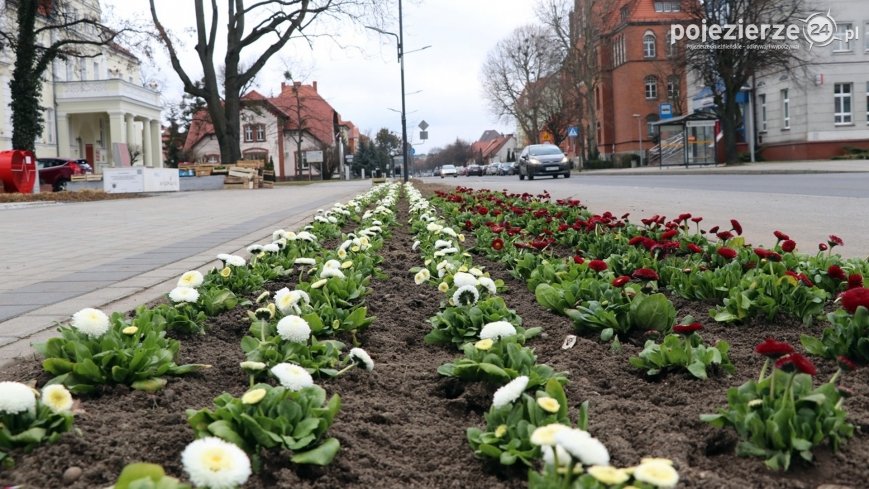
[580,159,869,175]
[0,181,371,367]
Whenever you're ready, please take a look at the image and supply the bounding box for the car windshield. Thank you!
[443,165,456,170]
[530,146,563,156]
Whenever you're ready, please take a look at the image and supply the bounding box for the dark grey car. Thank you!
[518,144,571,180]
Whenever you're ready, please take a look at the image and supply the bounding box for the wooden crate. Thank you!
[229,168,257,179]
[235,160,264,170]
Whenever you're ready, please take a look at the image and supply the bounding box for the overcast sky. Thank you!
[104,0,540,152]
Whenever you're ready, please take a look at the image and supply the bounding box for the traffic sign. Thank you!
[567,126,579,138]
[660,103,673,119]
[418,120,429,130]
[410,147,416,156]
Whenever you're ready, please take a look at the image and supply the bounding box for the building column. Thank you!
[124,113,134,147]
[141,117,152,166]
[108,111,125,166]
[57,113,71,159]
[150,119,163,167]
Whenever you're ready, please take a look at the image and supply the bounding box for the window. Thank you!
[255,124,265,142]
[644,76,658,99]
[834,23,853,52]
[655,1,681,12]
[205,154,220,163]
[759,94,767,131]
[45,109,54,144]
[667,75,680,99]
[665,32,677,57]
[866,82,869,123]
[620,6,629,22]
[243,124,266,142]
[643,32,656,58]
[78,58,86,80]
[243,125,254,142]
[612,34,626,66]
[865,22,869,51]
[93,61,100,80]
[243,150,268,162]
[781,89,790,129]
[834,83,852,124]
[296,151,310,170]
[65,60,72,81]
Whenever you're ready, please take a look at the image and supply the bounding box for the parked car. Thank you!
[440,164,458,178]
[456,165,468,176]
[74,159,94,174]
[484,163,500,176]
[498,162,517,175]
[433,166,442,177]
[466,164,484,176]
[36,157,86,191]
[518,144,571,180]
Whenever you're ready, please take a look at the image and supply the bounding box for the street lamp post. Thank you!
[633,114,643,167]
[366,0,430,183]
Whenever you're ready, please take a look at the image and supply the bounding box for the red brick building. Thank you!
[580,0,691,161]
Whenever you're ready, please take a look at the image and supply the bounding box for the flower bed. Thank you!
[0,182,866,488]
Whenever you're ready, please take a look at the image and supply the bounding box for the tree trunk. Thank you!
[721,90,740,164]
[10,1,42,152]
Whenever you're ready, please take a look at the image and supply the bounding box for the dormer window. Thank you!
[655,1,681,12]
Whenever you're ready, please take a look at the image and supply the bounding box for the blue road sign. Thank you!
[567,126,579,137]
[660,103,673,119]
[410,147,416,156]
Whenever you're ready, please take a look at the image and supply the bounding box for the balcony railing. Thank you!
[54,79,161,108]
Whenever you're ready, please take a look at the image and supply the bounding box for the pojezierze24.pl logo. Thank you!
[670,11,859,50]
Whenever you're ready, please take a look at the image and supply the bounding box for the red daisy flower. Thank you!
[491,238,504,251]
[691,216,703,223]
[632,268,659,281]
[848,273,864,289]
[588,260,608,272]
[717,247,738,260]
[687,243,703,254]
[828,235,844,247]
[767,252,783,262]
[573,255,585,264]
[840,287,869,314]
[730,219,743,235]
[827,265,847,282]
[717,231,734,241]
[774,230,790,241]
[612,275,631,287]
[708,225,720,234]
[661,229,678,240]
[781,240,796,253]
[754,247,771,259]
[672,322,703,334]
[755,338,794,358]
[837,355,859,371]
[819,243,829,251]
[775,353,817,376]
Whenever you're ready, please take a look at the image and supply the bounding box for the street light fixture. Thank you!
[365,0,428,183]
[633,113,644,167]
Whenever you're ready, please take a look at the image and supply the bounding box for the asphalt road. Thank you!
[420,173,869,259]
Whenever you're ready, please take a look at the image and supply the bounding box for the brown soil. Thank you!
[0,184,865,489]
[0,189,145,203]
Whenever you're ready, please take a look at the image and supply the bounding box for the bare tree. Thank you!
[535,0,581,151]
[481,24,565,145]
[148,0,379,164]
[0,0,129,151]
[684,0,809,163]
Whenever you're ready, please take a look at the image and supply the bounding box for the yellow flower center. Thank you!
[202,447,231,472]
[122,326,138,335]
[438,282,449,293]
[341,261,353,269]
[475,339,494,351]
[588,466,630,485]
[220,267,232,278]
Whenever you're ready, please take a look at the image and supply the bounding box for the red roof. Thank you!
[184,82,350,153]
[471,133,512,161]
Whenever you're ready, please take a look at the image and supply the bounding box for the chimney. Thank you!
[280,82,287,92]
[312,81,317,93]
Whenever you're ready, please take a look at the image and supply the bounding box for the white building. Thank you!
[754,1,869,160]
[0,0,163,169]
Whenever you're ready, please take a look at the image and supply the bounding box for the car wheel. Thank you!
[441,175,444,179]
[553,174,559,179]
[564,172,571,179]
[519,171,525,181]
[53,179,69,192]
[528,172,535,180]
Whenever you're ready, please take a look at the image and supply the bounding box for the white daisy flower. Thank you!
[411,240,420,251]
[273,238,287,249]
[479,321,517,340]
[426,222,443,232]
[71,307,110,338]
[272,229,288,241]
[226,255,246,267]
[296,231,317,242]
[477,277,497,294]
[542,444,572,468]
[294,257,316,266]
[372,220,382,226]
[271,363,314,391]
[41,384,73,414]
[492,375,529,408]
[531,423,572,447]
[440,227,458,237]
[434,239,452,249]
[181,437,252,489]
[246,244,264,254]
[349,347,375,371]
[468,267,484,277]
[262,243,280,253]
[276,315,311,343]
[339,239,353,251]
[216,253,232,262]
[554,429,609,466]
[320,268,346,279]
[0,381,37,414]
[323,259,341,270]
[274,288,310,315]
[414,269,431,285]
[452,271,478,288]
[337,248,348,259]
[169,286,200,304]
[451,285,479,306]
[177,270,204,288]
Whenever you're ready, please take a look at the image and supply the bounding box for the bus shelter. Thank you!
[651,111,719,167]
